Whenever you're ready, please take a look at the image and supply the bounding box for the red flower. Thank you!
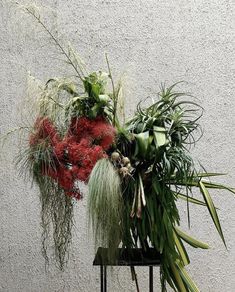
[30,115,116,200]
[57,166,74,191]
[68,138,90,164]
[90,117,116,150]
[68,116,116,150]
[68,117,93,140]
[54,141,67,160]
[100,134,116,150]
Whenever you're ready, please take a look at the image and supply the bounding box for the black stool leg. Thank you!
[100,265,104,292]
[149,266,153,292]
[104,265,107,292]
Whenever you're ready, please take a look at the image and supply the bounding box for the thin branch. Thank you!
[24,7,83,81]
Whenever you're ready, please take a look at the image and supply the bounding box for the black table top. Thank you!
[93,247,161,266]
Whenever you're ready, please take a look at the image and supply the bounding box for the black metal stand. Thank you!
[93,248,161,292]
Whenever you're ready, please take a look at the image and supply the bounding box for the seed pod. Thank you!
[119,167,129,176]
[111,152,120,161]
[126,163,132,169]
[122,157,130,166]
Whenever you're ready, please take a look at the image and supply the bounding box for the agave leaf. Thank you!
[175,227,209,249]
[199,181,226,247]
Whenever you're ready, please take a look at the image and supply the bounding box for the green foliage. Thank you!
[66,71,113,119]
[114,84,234,291]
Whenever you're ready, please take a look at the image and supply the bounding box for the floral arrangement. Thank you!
[7,5,235,292]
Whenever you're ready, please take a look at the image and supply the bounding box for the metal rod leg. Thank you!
[149,266,153,292]
[100,265,104,292]
[104,265,107,292]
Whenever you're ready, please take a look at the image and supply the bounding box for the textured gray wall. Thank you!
[0,0,235,291]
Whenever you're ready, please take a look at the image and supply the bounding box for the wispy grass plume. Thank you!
[88,158,123,261]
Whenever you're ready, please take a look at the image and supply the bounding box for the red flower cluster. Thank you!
[29,116,116,200]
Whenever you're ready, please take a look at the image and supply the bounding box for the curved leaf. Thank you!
[175,227,209,249]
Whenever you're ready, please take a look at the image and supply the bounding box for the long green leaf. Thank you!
[173,231,190,265]
[196,172,227,178]
[171,179,235,196]
[175,227,209,249]
[177,262,200,292]
[199,181,226,247]
[170,262,187,292]
[202,181,235,195]
[175,192,207,207]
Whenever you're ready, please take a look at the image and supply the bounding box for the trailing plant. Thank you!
[4,4,235,291]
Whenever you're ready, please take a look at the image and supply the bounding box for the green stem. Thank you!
[105,53,118,126]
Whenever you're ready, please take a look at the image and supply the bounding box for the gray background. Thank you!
[0,0,235,291]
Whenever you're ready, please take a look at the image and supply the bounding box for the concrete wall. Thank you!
[0,0,235,291]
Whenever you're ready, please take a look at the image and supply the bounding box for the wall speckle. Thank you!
[0,0,235,291]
